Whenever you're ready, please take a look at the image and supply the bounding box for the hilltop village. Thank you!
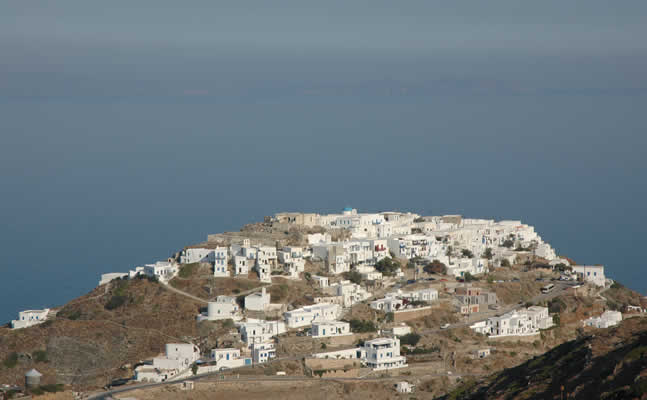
[3,209,647,399]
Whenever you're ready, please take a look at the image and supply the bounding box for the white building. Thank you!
[180,248,214,264]
[331,281,371,307]
[572,265,606,287]
[245,287,270,311]
[284,303,342,328]
[395,382,415,393]
[134,343,200,383]
[470,306,553,337]
[198,296,239,321]
[370,297,404,313]
[584,310,622,329]
[213,247,229,277]
[210,348,252,369]
[362,337,407,370]
[238,319,286,346]
[384,324,412,337]
[233,256,248,276]
[11,309,50,329]
[400,288,439,303]
[98,272,128,286]
[311,321,351,338]
[251,342,276,363]
[311,275,329,288]
[143,261,179,283]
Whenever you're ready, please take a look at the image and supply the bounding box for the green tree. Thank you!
[375,258,399,277]
[423,260,447,275]
[464,272,478,282]
[191,362,198,375]
[502,240,514,248]
[399,333,421,346]
[461,249,474,258]
[343,270,362,285]
[483,248,493,260]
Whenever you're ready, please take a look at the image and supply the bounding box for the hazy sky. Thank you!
[1,1,646,323]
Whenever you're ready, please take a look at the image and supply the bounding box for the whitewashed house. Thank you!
[143,261,179,283]
[11,309,50,329]
[395,382,415,393]
[233,255,248,276]
[134,343,200,383]
[331,281,371,307]
[284,303,342,328]
[370,297,404,313]
[311,275,329,288]
[256,254,272,283]
[181,248,214,264]
[401,288,438,303]
[98,272,129,286]
[384,324,412,337]
[210,348,252,369]
[251,342,276,363]
[238,319,286,346]
[245,288,270,311]
[198,296,239,321]
[213,247,229,277]
[311,321,351,338]
[471,306,553,337]
[584,310,622,329]
[572,265,606,287]
[362,338,407,370]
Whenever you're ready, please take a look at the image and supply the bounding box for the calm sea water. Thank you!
[1,86,645,324]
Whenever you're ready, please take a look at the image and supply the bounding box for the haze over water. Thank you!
[1,1,646,323]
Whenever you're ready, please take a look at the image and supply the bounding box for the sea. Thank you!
[1,32,646,324]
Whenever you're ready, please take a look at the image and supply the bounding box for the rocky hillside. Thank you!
[0,277,203,389]
[440,317,647,400]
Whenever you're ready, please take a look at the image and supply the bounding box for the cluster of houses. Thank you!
[469,306,554,337]
[100,208,564,290]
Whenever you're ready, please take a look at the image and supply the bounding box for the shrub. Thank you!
[374,258,400,277]
[178,263,200,278]
[385,312,394,323]
[503,240,514,248]
[348,319,377,333]
[464,272,478,282]
[399,333,421,346]
[461,249,474,258]
[3,352,18,368]
[484,248,493,260]
[423,260,447,275]
[321,343,327,349]
[40,384,64,393]
[343,270,362,285]
[105,295,127,310]
[66,310,82,320]
[501,259,511,267]
[33,350,48,363]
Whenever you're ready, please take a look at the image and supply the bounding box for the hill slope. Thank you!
[441,317,647,400]
[0,278,203,389]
